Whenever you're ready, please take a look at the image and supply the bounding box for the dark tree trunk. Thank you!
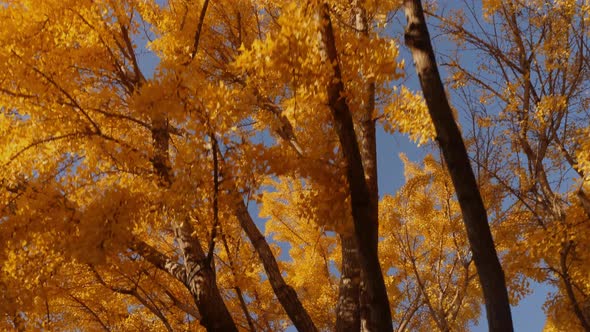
[402,1,513,331]
[351,2,380,330]
[133,239,237,332]
[336,235,362,331]
[173,220,238,332]
[560,241,590,331]
[319,4,393,331]
[234,199,318,332]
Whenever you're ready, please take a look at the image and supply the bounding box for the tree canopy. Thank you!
[0,0,589,331]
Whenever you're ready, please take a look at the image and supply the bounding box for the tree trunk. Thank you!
[402,1,513,331]
[336,235,361,331]
[319,3,393,331]
[173,219,238,332]
[560,241,590,331]
[234,198,318,332]
[148,114,238,332]
[351,2,380,330]
[133,238,237,332]
[11,310,25,332]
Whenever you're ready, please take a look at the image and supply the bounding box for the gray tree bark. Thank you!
[336,235,362,331]
[148,114,238,332]
[402,1,513,331]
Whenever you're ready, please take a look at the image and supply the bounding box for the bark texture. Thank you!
[351,2,379,330]
[336,235,362,331]
[336,2,376,330]
[148,114,237,331]
[133,239,237,331]
[320,3,393,331]
[402,1,513,331]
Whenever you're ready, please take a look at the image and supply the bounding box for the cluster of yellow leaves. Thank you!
[260,177,352,235]
[577,127,590,179]
[481,0,503,19]
[379,154,482,331]
[534,95,567,127]
[259,178,340,329]
[381,87,435,146]
[532,196,590,330]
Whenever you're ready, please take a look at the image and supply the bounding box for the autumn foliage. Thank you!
[0,0,589,331]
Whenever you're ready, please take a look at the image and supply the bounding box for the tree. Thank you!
[430,0,590,330]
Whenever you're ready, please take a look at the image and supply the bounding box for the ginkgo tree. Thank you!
[433,0,590,330]
[2,0,576,331]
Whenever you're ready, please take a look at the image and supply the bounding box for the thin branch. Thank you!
[4,131,91,167]
[190,0,211,60]
[68,294,111,331]
[12,50,102,134]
